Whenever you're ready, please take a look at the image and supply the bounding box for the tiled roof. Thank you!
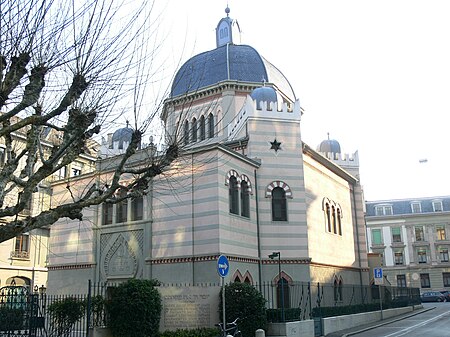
[170,44,295,101]
[365,196,450,216]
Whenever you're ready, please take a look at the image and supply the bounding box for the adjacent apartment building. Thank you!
[365,196,450,291]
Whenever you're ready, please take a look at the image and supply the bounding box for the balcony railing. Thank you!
[10,250,30,259]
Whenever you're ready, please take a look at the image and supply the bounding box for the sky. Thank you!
[153,0,450,201]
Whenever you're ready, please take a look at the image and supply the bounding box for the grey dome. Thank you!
[170,44,296,101]
[112,127,133,150]
[250,86,278,109]
[318,139,341,154]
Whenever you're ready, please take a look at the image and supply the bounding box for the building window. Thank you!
[103,202,113,225]
[326,204,332,232]
[392,227,402,242]
[192,118,197,142]
[116,190,128,223]
[337,208,342,235]
[240,181,250,218]
[184,120,189,145]
[333,277,343,302]
[415,226,425,241]
[131,196,143,221]
[371,229,383,245]
[199,115,205,141]
[71,167,81,176]
[420,273,431,288]
[440,248,449,262]
[208,113,215,138]
[443,273,450,287]
[0,147,5,165]
[277,277,290,309]
[56,166,67,179]
[397,274,407,288]
[323,198,342,236]
[394,252,404,265]
[433,201,443,212]
[12,234,30,259]
[418,250,427,264]
[229,176,239,215]
[272,187,287,221]
[437,225,446,241]
[411,202,421,213]
[375,205,392,216]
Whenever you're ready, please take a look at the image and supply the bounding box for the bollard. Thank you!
[255,328,265,337]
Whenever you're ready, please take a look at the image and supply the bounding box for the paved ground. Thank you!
[324,306,434,337]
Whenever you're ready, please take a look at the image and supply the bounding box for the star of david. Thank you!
[270,139,282,153]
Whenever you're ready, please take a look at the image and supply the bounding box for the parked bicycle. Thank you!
[216,317,242,337]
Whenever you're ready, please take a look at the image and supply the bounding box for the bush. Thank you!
[48,297,86,337]
[158,327,219,337]
[106,279,162,337]
[219,282,267,337]
[0,307,25,331]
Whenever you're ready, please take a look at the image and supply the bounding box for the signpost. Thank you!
[218,255,229,337]
[217,255,229,277]
[374,268,383,319]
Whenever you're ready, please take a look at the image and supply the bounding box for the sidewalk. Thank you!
[325,306,435,337]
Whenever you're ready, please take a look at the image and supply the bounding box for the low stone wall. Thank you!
[322,305,420,336]
[267,320,315,337]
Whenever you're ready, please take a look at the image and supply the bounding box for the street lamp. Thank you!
[269,251,285,322]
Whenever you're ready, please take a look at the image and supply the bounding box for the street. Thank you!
[350,303,450,337]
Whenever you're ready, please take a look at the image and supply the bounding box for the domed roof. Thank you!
[318,138,341,154]
[112,127,133,150]
[250,86,278,109]
[170,44,296,101]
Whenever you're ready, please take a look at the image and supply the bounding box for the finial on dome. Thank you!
[225,5,230,17]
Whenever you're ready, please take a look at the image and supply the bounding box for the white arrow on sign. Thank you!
[218,263,228,270]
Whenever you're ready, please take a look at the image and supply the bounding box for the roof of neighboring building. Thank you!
[365,196,450,216]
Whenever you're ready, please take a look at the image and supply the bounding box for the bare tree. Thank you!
[0,0,180,242]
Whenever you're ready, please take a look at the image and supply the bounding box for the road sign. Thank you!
[217,255,229,277]
[374,267,383,285]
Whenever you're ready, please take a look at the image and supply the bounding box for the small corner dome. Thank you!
[317,138,341,154]
[250,86,278,104]
[112,127,134,149]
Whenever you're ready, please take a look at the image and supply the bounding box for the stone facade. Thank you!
[366,196,450,291]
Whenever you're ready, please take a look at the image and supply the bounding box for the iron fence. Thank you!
[0,280,421,337]
[259,281,421,323]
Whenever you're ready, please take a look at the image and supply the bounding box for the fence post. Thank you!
[86,279,92,337]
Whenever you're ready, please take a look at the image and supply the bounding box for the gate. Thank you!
[0,285,45,337]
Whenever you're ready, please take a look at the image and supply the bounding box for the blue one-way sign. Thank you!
[217,255,229,277]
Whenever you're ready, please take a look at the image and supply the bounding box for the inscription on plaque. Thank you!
[162,294,211,329]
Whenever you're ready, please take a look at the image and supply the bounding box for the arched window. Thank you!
[199,115,206,140]
[240,180,250,218]
[277,277,290,310]
[208,113,215,138]
[192,118,197,142]
[326,203,331,232]
[337,208,342,235]
[272,187,287,221]
[229,176,239,215]
[184,120,189,144]
[334,277,343,302]
[332,206,337,234]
